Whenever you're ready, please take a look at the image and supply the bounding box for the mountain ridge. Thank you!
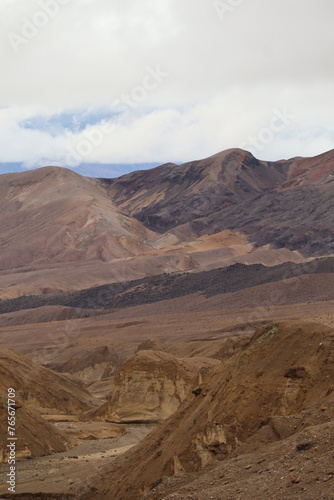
[0,147,333,298]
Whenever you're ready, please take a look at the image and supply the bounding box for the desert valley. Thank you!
[0,147,334,499]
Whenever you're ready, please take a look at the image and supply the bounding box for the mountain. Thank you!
[103,149,290,230]
[0,148,333,300]
[0,166,155,270]
[0,162,161,178]
[104,148,334,256]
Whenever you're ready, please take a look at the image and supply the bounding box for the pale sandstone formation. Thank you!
[89,350,220,423]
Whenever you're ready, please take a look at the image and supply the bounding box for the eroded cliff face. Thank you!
[89,350,220,423]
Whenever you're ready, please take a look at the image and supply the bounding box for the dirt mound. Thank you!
[0,349,94,413]
[86,321,334,499]
[0,393,71,463]
[87,350,220,423]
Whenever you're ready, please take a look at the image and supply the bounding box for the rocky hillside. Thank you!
[102,149,290,231]
[86,321,334,499]
[104,148,334,256]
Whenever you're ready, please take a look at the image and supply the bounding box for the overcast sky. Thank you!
[1,0,334,172]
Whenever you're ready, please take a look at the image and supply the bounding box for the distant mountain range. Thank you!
[0,162,160,178]
[0,148,333,299]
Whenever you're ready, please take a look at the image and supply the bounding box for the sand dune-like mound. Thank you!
[88,321,334,499]
[0,393,71,463]
[0,349,94,413]
[88,350,220,423]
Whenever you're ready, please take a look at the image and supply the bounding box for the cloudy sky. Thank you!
[1,0,334,174]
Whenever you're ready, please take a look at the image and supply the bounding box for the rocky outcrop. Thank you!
[89,350,220,423]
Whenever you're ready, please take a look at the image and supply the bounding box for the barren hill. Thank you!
[86,321,334,499]
[103,149,291,230]
[0,166,156,270]
[104,148,334,256]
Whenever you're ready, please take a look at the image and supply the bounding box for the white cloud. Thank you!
[0,0,334,167]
